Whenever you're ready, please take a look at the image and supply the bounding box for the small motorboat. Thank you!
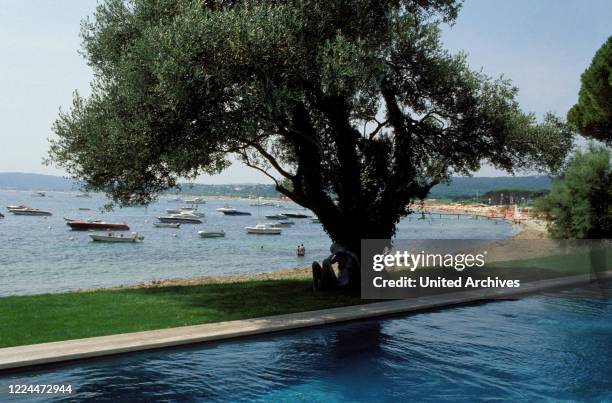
[153,222,181,228]
[90,232,144,243]
[166,207,205,217]
[157,215,202,224]
[64,217,103,223]
[7,205,30,211]
[269,221,295,228]
[220,208,251,216]
[67,220,130,231]
[182,197,206,204]
[0,212,4,218]
[75,193,92,198]
[32,191,46,197]
[216,205,235,212]
[265,214,288,220]
[78,207,91,211]
[281,212,310,219]
[250,201,277,207]
[10,207,52,216]
[198,230,226,238]
[311,216,320,223]
[245,223,282,235]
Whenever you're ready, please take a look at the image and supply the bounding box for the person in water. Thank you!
[296,243,306,256]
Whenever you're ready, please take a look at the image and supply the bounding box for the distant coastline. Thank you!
[0,172,551,200]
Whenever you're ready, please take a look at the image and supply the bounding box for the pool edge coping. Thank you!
[1,270,611,371]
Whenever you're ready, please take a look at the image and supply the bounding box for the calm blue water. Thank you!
[1,281,610,402]
[0,190,517,296]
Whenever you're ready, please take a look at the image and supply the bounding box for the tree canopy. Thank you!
[568,37,612,145]
[49,0,573,253]
[535,144,611,239]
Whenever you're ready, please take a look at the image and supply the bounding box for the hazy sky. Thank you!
[0,0,610,183]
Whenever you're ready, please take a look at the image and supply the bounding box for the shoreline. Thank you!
[75,218,549,293]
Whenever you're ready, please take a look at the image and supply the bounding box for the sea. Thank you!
[0,190,518,296]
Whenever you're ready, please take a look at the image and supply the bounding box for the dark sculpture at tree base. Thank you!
[312,244,361,293]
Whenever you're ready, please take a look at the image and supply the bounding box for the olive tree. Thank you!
[50,0,572,260]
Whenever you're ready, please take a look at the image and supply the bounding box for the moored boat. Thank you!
[265,214,288,220]
[89,232,144,243]
[67,221,130,231]
[269,221,294,228]
[157,215,202,224]
[245,223,282,235]
[250,201,276,207]
[10,207,52,216]
[182,197,206,204]
[281,212,310,219]
[64,217,103,223]
[198,230,226,238]
[153,222,181,228]
[166,207,205,217]
[221,208,251,216]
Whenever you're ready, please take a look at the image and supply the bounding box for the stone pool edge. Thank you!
[1,271,610,371]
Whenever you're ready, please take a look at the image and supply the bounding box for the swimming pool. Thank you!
[1,281,610,402]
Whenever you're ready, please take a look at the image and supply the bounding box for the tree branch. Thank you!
[245,141,295,180]
[368,118,389,139]
[238,151,280,187]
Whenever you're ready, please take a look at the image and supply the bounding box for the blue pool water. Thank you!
[0,190,517,296]
[1,281,610,401]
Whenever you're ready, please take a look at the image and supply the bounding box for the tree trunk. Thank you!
[318,207,398,292]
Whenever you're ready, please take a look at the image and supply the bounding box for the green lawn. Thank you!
[1,247,608,349]
[0,279,362,348]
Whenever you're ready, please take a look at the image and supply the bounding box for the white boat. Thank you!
[153,222,181,228]
[166,207,205,217]
[64,217,103,223]
[7,205,31,211]
[182,197,206,204]
[11,207,52,216]
[311,216,320,223]
[157,215,202,224]
[245,223,282,235]
[90,232,144,243]
[177,211,205,219]
[198,230,226,238]
[75,193,91,198]
[216,205,235,212]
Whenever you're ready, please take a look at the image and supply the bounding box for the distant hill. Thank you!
[0,172,551,199]
[0,172,77,191]
[428,176,551,199]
